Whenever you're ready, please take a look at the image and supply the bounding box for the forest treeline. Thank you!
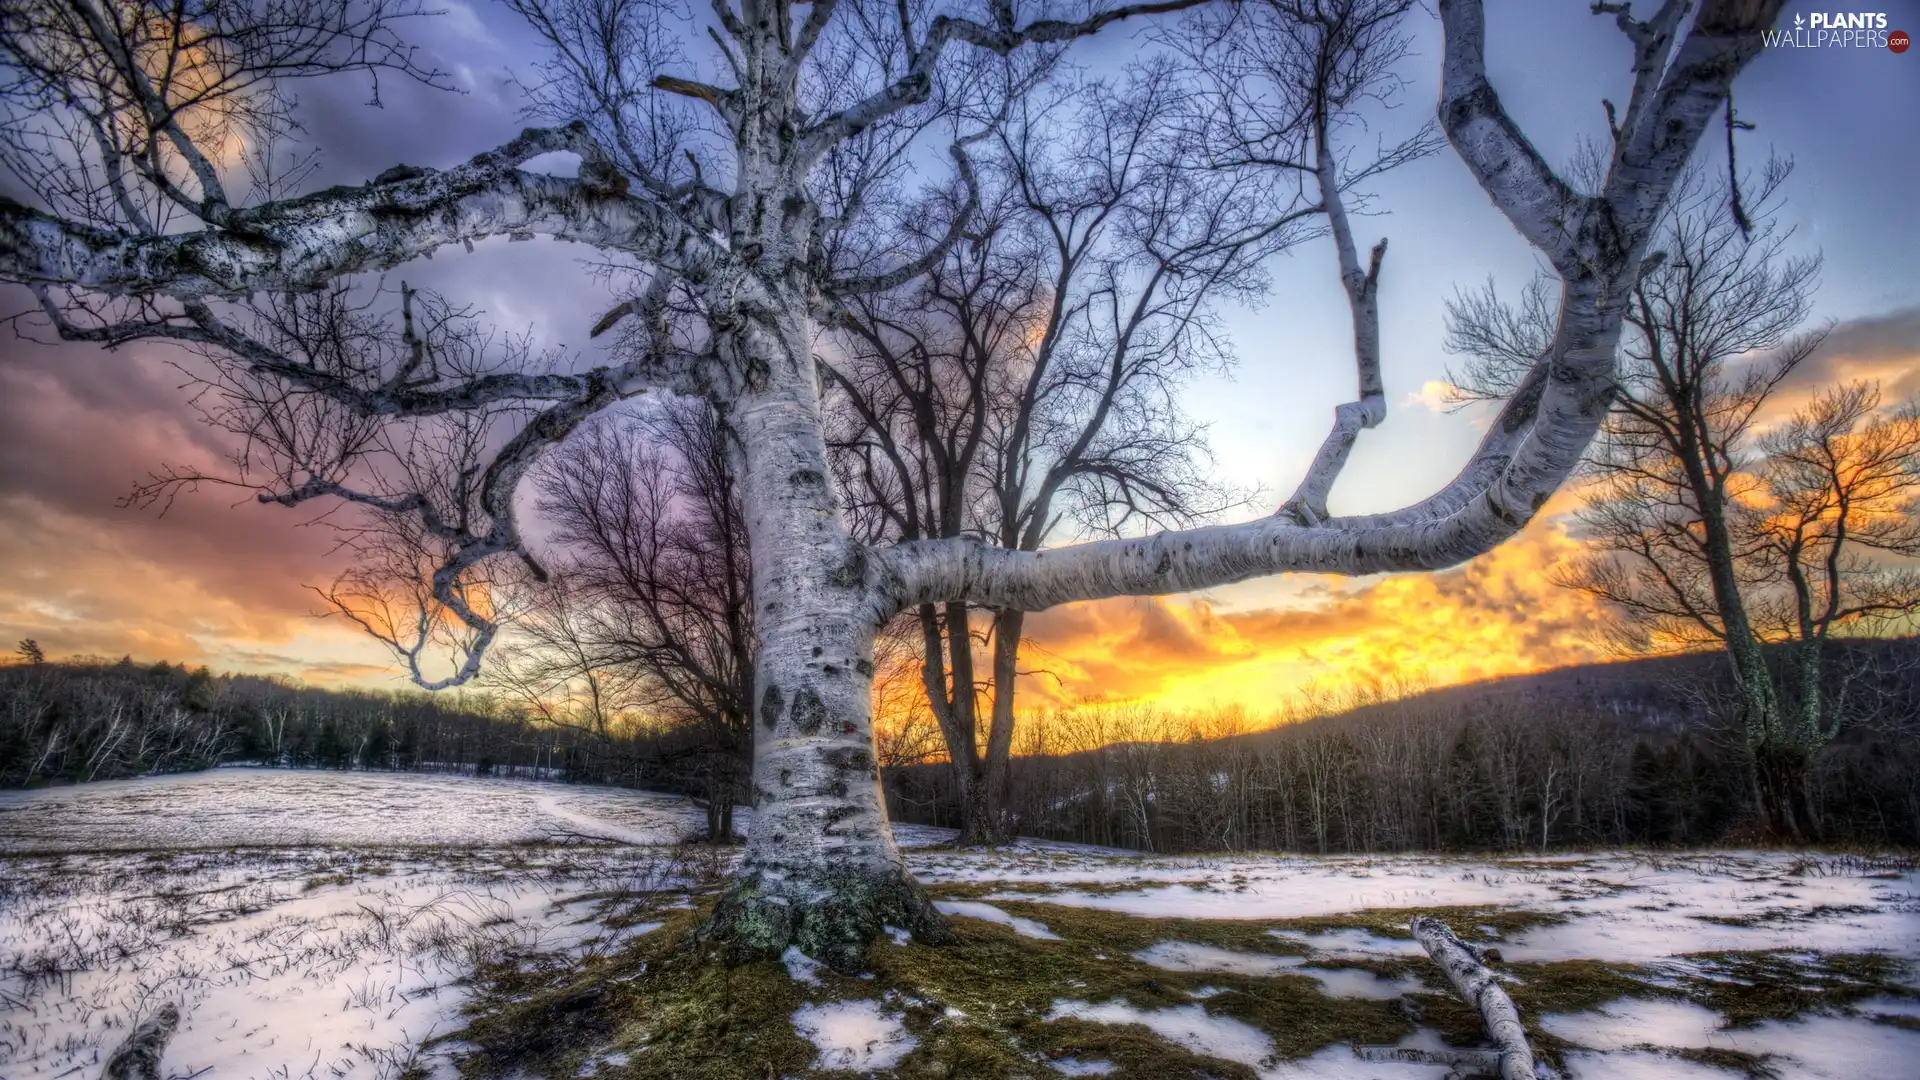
[0,654,716,796]
[882,640,1920,852]
[5,639,1918,851]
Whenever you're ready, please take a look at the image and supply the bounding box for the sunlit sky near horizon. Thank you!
[1,0,1916,718]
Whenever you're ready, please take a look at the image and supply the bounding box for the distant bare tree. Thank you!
[491,399,755,841]
[828,59,1276,844]
[1449,166,1920,839]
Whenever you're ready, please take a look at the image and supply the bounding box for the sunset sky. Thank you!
[2,1,1917,721]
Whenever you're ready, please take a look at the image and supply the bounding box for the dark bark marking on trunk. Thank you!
[824,746,874,775]
[790,687,828,734]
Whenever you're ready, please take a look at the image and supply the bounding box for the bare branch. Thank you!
[794,0,1208,169]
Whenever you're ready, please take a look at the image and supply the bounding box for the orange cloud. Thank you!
[1016,514,1612,719]
[0,333,403,686]
[5,305,1916,716]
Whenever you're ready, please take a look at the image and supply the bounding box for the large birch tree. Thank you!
[0,0,1786,968]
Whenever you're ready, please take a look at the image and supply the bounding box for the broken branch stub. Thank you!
[102,1002,178,1080]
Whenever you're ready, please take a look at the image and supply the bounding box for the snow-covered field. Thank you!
[1,770,1916,1080]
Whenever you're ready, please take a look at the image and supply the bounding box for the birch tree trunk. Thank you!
[702,293,948,968]
[984,608,1025,835]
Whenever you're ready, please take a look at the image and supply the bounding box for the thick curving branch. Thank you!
[874,491,1505,616]
[1436,0,1592,275]
[0,124,719,299]
[1604,0,1787,239]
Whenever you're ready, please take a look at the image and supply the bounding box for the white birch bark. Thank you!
[876,0,1786,620]
[1398,915,1540,1080]
[1283,108,1393,525]
[703,285,948,968]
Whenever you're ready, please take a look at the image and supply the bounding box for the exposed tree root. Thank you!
[699,864,953,972]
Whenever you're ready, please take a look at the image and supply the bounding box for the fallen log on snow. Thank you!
[1354,916,1544,1080]
[102,1003,178,1080]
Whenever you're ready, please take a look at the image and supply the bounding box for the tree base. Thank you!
[1752,741,1818,844]
[700,862,953,971]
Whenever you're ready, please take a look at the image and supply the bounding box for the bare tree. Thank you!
[1450,166,1920,839]
[1727,385,1920,830]
[487,398,756,840]
[827,59,1275,844]
[833,0,1440,847]
[2,0,1785,967]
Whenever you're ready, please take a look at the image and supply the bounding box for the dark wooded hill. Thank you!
[883,639,1920,853]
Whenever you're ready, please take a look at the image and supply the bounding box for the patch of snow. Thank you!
[1544,997,1920,1080]
[1495,854,1918,965]
[0,846,667,1079]
[1050,1056,1117,1075]
[1260,1034,1459,1079]
[1267,927,1428,960]
[1542,997,1724,1051]
[997,859,1557,920]
[782,945,825,986]
[1719,1013,1920,1080]
[1299,966,1423,1000]
[1045,1001,1460,1079]
[0,768,709,851]
[1046,1000,1273,1071]
[1857,995,1920,1019]
[934,900,1061,939]
[891,824,959,848]
[578,1049,633,1075]
[1561,1050,1743,1079]
[1133,941,1418,1000]
[790,999,917,1071]
[1134,940,1304,977]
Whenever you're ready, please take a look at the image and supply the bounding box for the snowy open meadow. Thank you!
[2,769,1916,1080]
